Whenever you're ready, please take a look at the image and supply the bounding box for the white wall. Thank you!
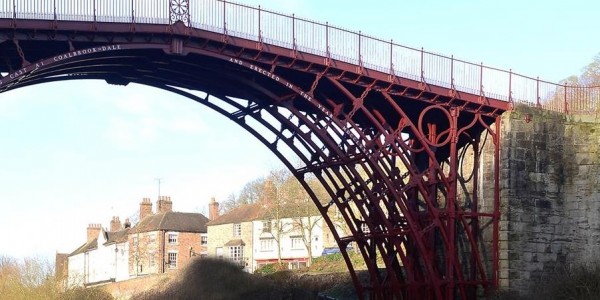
[114,242,129,281]
[251,216,325,271]
[67,253,85,287]
[66,231,130,286]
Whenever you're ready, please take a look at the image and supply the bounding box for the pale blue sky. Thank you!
[0,0,597,261]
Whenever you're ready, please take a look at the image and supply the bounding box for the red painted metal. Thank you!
[0,1,596,299]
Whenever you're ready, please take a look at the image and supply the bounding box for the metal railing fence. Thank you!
[2,0,599,114]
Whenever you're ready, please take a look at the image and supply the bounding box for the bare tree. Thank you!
[221,178,266,213]
[260,169,292,264]
[220,193,238,214]
[130,232,158,276]
[580,53,600,86]
[238,177,265,205]
[262,170,334,266]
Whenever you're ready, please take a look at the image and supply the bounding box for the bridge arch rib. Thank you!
[0,19,503,300]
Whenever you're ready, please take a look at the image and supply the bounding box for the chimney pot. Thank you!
[86,223,101,242]
[140,198,153,220]
[110,216,122,232]
[157,196,173,214]
[124,218,131,228]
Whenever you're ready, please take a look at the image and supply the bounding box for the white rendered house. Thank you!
[252,216,326,271]
[67,223,130,287]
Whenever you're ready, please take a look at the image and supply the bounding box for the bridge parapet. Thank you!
[1,0,599,113]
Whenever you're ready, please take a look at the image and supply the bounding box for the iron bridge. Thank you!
[2,0,591,299]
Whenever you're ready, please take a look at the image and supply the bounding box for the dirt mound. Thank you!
[131,258,345,300]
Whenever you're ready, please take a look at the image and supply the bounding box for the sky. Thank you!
[0,0,598,262]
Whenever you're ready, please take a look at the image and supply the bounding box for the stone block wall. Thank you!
[497,104,600,293]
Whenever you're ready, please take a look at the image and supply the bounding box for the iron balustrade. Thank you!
[1,0,599,114]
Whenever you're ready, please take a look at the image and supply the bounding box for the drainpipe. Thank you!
[162,230,166,273]
[250,221,254,272]
[84,252,88,285]
[114,245,118,281]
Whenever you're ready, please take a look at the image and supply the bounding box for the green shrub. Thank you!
[254,263,288,275]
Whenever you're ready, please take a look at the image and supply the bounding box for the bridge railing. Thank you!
[2,0,599,114]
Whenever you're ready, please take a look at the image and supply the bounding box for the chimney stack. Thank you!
[209,197,220,220]
[55,253,69,281]
[110,216,122,232]
[261,179,276,204]
[124,218,131,229]
[156,196,173,214]
[86,224,101,242]
[140,198,153,220]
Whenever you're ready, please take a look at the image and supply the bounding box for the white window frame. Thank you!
[200,233,208,245]
[290,236,304,250]
[260,238,274,252]
[233,223,241,237]
[229,246,243,262]
[147,233,157,249]
[168,251,178,269]
[289,261,307,270]
[262,221,272,233]
[168,232,179,245]
[149,252,156,268]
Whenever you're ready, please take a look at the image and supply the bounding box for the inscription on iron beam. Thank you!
[228,57,368,154]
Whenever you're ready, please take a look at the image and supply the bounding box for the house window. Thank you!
[148,233,157,245]
[291,236,303,250]
[229,246,243,262]
[262,221,271,233]
[168,233,178,244]
[168,252,178,269]
[149,253,156,268]
[289,261,307,270]
[233,224,241,237]
[216,247,223,259]
[200,234,208,245]
[260,238,274,251]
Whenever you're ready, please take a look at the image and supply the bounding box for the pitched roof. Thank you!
[206,203,264,225]
[224,239,246,246]
[132,211,209,233]
[106,228,130,244]
[69,239,97,256]
[207,201,320,226]
[69,227,130,256]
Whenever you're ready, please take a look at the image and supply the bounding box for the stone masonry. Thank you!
[496,104,600,293]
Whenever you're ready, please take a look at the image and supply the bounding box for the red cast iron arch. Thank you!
[0,19,504,300]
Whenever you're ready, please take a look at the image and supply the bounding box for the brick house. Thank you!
[63,196,209,287]
[128,196,209,277]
